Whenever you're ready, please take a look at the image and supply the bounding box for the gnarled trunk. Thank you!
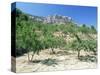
[28,52,30,62]
[78,50,81,59]
[30,52,35,62]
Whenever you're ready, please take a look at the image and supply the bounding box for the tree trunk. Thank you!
[78,50,80,59]
[30,52,35,62]
[93,50,97,55]
[51,48,55,54]
[28,52,30,62]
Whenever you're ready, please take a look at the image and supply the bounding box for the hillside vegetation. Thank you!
[15,8,97,63]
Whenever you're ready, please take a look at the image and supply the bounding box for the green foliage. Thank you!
[15,8,97,61]
[84,40,97,54]
[90,25,97,34]
[70,39,97,58]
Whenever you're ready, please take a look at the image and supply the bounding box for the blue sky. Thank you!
[15,2,97,28]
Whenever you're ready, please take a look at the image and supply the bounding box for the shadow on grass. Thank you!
[79,55,97,62]
[32,58,58,66]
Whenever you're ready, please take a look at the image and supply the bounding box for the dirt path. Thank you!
[16,49,97,72]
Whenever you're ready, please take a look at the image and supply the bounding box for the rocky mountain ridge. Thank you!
[29,14,72,24]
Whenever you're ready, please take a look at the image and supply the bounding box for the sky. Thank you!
[15,2,97,28]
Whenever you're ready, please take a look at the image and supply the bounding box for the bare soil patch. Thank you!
[16,49,97,72]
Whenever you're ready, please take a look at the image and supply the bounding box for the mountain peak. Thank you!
[29,14,72,24]
[43,14,72,24]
